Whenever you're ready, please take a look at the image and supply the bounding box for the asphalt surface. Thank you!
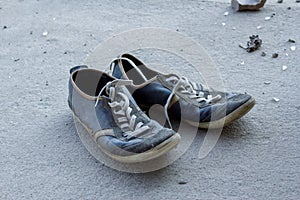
[1,0,299,199]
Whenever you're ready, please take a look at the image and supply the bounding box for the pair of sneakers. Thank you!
[68,54,255,163]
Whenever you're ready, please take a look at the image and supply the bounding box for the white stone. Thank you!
[290,46,296,51]
[265,16,271,21]
[282,65,288,71]
[42,31,48,36]
[273,97,280,102]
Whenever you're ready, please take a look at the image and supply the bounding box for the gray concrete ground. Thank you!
[1,0,299,199]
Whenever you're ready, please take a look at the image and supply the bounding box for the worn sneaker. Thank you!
[109,53,255,129]
[68,65,180,163]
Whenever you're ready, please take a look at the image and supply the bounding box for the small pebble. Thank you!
[277,0,283,3]
[287,7,291,10]
[42,31,48,36]
[30,31,33,35]
[240,61,245,65]
[265,16,271,21]
[46,81,49,86]
[290,46,296,51]
[264,81,271,85]
[43,51,47,54]
[178,181,188,185]
[14,58,20,62]
[224,12,229,16]
[288,39,295,43]
[261,52,266,57]
[282,65,288,71]
[272,53,279,58]
[296,0,300,3]
[3,25,7,29]
[232,27,236,30]
[273,98,280,102]
[222,22,226,26]
[257,25,262,30]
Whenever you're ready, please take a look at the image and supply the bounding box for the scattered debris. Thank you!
[290,46,296,51]
[257,25,262,30]
[271,13,276,18]
[3,25,7,29]
[239,35,262,52]
[273,97,280,102]
[282,65,288,71]
[224,11,229,16]
[277,0,283,3]
[178,181,188,185]
[272,53,279,58]
[265,16,271,21]
[264,81,271,85]
[261,52,266,57]
[288,39,295,43]
[231,0,266,11]
[42,31,48,36]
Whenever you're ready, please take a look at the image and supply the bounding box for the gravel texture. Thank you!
[1,0,299,199]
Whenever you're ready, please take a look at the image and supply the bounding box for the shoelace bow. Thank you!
[164,76,222,129]
[95,80,149,140]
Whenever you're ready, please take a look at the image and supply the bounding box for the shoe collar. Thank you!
[70,67,116,101]
[110,53,175,88]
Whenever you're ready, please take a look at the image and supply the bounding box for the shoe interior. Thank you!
[72,69,114,97]
[121,54,158,85]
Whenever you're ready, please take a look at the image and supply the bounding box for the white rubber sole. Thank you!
[73,113,181,163]
[99,132,181,163]
[185,97,256,129]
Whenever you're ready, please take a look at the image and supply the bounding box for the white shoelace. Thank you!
[95,80,150,140]
[109,57,148,82]
[164,76,222,129]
